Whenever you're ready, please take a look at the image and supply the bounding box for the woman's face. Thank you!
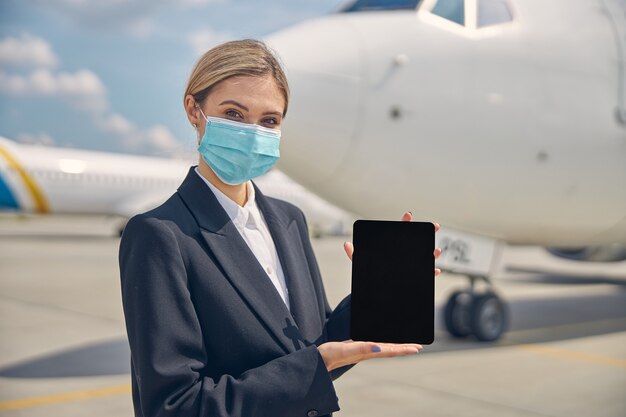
[186,74,286,140]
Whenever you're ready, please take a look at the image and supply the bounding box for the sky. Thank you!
[0,0,345,157]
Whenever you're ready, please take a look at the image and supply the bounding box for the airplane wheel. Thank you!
[444,290,474,338]
[470,292,507,342]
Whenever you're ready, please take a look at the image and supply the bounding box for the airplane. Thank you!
[263,0,626,341]
[0,136,354,236]
[0,136,188,221]
[2,0,624,343]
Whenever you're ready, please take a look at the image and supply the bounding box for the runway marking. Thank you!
[0,383,131,411]
[507,317,626,339]
[518,343,626,368]
[0,145,49,213]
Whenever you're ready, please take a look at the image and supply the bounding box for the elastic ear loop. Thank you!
[195,104,209,121]
[194,104,205,142]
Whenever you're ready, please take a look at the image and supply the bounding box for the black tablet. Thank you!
[350,220,435,344]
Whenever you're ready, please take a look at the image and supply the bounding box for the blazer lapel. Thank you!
[177,167,304,353]
[253,182,323,345]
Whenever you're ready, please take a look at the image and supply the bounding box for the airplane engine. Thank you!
[546,245,626,262]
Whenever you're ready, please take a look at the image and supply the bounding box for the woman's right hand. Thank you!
[317,340,422,371]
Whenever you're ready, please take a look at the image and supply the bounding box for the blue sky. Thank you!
[0,0,344,156]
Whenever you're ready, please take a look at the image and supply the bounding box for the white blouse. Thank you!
[194,167,290,311]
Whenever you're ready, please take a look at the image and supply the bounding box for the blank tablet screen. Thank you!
[350,220,435,344]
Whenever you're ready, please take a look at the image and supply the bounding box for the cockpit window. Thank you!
[426,0,513,29]
[477,0,512,27]
[340,0,422,13]
[430,0,464,25]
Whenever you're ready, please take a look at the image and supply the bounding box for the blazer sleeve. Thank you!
[119,215,340,417]
[295,211,355,381]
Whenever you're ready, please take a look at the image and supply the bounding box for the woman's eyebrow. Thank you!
[219,100,282,117]
[219,100,249,111]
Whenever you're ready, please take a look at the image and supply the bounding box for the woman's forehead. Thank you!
[207,75,285,113]
[213,75,279,97]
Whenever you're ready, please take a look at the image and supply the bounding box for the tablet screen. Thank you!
[350,220,435,344]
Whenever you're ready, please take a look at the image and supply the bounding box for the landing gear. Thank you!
[444,290,473,338]
[443,276,508,342]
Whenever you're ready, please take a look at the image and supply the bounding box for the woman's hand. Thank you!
[317,339,422,371]
[343,212,443,276]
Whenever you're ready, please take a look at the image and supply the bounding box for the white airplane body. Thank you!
[0,137,189,218]
[266,0,626,249]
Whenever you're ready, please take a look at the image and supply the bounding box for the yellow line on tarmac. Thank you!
[519,343,626,368]
[0,145,49,213]
[0,383,131,412]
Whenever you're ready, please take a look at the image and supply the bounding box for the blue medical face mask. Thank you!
[196,108,281,185]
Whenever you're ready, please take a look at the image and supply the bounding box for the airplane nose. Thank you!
[265,16,362,188]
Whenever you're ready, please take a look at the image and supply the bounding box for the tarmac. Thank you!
[0,214,625,417]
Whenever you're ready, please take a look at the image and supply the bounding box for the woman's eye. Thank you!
[225,110,243,119]
[262,118,280,127]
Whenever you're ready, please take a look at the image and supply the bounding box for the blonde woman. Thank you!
[119,39,442,417]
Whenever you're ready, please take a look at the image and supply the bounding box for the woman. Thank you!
[120,39,442,417]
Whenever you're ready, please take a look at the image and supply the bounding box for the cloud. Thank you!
[97,113,135,135]
[32,0,227,37]
[178,0,226,7]
[0,72,26,93]
[15,132,56,146]
[143,125,181,152]
[96,113,183,155]
[187,29,233,55]
[0,69,108,113]
[0,33,184,156]
[0,33,59,68]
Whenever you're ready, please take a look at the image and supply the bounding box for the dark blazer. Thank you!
[119,166,353,417]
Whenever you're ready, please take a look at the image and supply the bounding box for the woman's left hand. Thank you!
[344,212,442,277]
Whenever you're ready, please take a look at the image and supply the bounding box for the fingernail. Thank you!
[371,345,381,352]
[408,211,412,215]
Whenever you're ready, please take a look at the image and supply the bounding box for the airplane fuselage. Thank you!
[268,0,626,246]
[0,137,188,217]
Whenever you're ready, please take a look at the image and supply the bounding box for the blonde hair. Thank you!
[184,39,290,116]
